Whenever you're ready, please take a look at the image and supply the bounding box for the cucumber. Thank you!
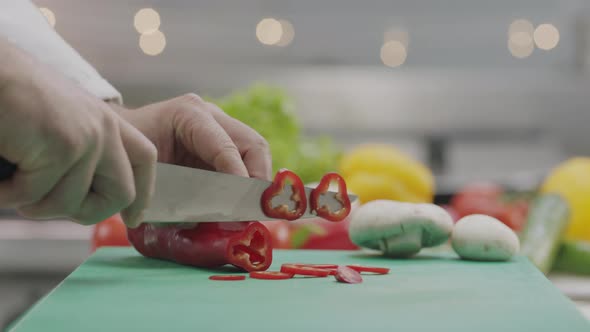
[519,193,570,274]
[552,241,590,275]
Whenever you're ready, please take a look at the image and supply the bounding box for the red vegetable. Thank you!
[280,264,331,277]
[262,220,293,249]
[310,173,351,222]
[127,221,272,272]
[209,275,246,281]
[90,214,131,252]
[261,169,307,221]
[250,271,294,280]
[346,265,390,275]
[292,263,338,269]
[334,266,363,284]
[451,182,530,231]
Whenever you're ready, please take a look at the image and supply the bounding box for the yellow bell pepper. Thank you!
[540,157,590,242]
[338,144,435,203]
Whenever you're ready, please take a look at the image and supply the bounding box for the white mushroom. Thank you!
[451,214,520,262]
[348,200,454,258]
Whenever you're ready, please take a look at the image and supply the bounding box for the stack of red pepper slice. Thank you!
[209,263,390,284]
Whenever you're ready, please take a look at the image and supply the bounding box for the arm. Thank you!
[0,35,156,227]
[0,0,122,103]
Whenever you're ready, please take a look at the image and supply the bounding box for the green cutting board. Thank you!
[9,248,590,332]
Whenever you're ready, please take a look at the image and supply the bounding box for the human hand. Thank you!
[116,93,272,180]
[0,38,157,227]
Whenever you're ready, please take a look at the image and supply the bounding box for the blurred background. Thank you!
[2,0,590,329]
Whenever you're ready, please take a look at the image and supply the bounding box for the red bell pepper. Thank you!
[310,173,351,222]
[261,169,307,221]
[127,221,272,272]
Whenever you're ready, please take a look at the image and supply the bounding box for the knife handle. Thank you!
[0,156,16,181]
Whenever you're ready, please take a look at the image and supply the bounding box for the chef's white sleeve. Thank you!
[0,0,122,104]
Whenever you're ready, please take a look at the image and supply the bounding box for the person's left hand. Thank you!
[114,93,272,181]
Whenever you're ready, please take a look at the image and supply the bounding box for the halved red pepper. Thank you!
[127,221,272,272]
[261,169,307,221]
[310,173,351,222]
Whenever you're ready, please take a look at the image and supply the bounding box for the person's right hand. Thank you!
[0,39,157,227]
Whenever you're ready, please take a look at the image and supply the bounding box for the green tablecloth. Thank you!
[9,248,590,332]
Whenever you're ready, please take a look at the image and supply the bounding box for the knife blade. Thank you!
[143,163,356,223]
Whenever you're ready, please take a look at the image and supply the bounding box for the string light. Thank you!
[277,19,295,47]
[256,18,283,45]
[534,23,560,50]
[134,8,161,34]
[139,30,166,56]
[380,40,407,67]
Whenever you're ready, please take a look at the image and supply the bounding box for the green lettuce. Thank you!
[213,84,342,183]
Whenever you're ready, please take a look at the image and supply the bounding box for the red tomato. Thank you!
[451,183,503,217]
[290,213,359,250]
[90,214,131,253]
[440,204,460,223]
[496,203,529,231]
[261,221,292,249]
[450,182,530,231]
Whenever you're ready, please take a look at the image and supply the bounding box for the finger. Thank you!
[17,150,99,219]
[117,118,157,228]
[205,104,272,180]
[73,133,137,225]
[0,160,64,209]
[242,145,272,180]
[176,105,248,177]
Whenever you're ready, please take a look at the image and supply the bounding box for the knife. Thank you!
[0,158,356,223]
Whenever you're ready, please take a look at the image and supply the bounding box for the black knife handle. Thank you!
[0,156,16,181]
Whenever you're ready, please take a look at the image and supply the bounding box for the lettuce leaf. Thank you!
[213,83,341,183]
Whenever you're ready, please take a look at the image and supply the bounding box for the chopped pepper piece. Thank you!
[209,275,246,281]
[249,271,294,280]
[334,266,363,284]
[261,169,307,220]
[310,172,351,222]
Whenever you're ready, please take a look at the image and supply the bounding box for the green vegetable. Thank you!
[519,193,570,274]
[552,240,590,275]
[212,84,342,183]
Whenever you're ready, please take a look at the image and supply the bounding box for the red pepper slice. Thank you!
[310,173,351,222]
[291,263,339,269]
[209,275,246,281]
[346,265,390,275]
[280,264,330,277]
[334,266,363,284]
[261,169,307,221]
[249,271,294,280]
[127,221,272,272]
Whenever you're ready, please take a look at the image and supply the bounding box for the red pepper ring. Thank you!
[280,264,331,277]
[209,275,246,281]
[290,263,339,269]
[249,271,294,280]
[346,265,390,275]
[261,169,307,221]
[310,173,352,222]
[334,266,363,284]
